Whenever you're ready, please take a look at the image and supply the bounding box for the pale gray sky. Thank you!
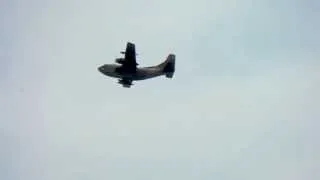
[1,0,320,179]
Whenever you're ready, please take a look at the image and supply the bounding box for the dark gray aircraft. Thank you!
[98,42,176,88]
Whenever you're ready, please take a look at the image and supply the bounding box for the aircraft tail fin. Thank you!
[158,54,175,78]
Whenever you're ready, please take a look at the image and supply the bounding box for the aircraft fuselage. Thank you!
[98,64,164,81]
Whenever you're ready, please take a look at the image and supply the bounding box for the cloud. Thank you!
[1,0,319,180]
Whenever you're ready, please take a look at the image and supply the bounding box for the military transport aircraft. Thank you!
[98,42,176,88]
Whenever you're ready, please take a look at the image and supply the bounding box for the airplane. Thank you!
[98,42,176,88]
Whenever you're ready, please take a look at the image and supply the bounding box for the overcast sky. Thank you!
[1,0,320,180]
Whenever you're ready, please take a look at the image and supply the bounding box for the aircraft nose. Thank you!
[98,66,104,73]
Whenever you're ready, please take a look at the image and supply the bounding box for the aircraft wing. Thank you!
[121,42,138,69]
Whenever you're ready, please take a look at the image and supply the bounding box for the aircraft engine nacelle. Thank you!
[115,58,125,64]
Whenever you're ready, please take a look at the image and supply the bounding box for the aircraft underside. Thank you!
[116,70,162,88]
